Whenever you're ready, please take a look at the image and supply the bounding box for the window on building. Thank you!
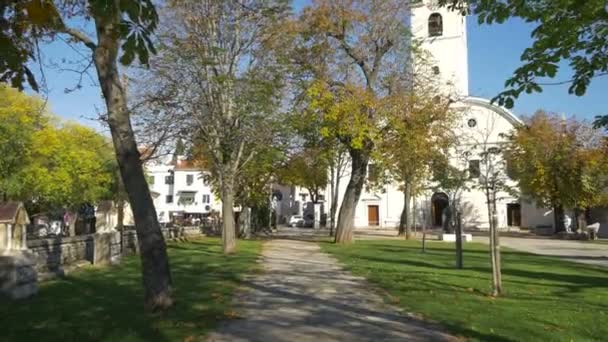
[186,174,194,185]
[318,194,325,201]
[432,66,440,75]
[469,160,481,179]
[179,196,194,205]
[166,195,173,203]
[487,146,501,154]
[428,13,443,37]
[202,194,210,203]
[506,158,516,179]
[368,164,379,183]
[165,175,174,185]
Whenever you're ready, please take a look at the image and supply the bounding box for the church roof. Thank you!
[461,96,524,126]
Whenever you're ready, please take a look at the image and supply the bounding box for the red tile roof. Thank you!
[173,159,200,171]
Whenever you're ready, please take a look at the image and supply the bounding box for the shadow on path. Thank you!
[206,238,460,342]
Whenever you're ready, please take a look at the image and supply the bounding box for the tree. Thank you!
[0,84,47,201]
[286,89,348,235]
[505,111,608,233]
[143,0,289,253]
[174,139,186,158]
[296,0,413,243]
[439,0,608,113]
[0,86,114,214]
[327,146,348,236]
[380,79,457,239]
[236,138,287,236]
[0,1,173,310]
[19,123,115,213]
[279,148,328,204]
[469,115,516,296]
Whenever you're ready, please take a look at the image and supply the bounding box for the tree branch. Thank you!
[62,26,97,51]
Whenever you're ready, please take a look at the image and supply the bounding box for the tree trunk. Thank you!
[116,168,126,231]
[68,211,78,237]
[492,199,503,295]
[421,210,427,253]
[116,199,125,231]
[486,190,497,295]
[335,149,369,244]
[330,164,340,237]
[117,200,125,254]
[329,165,335,236]
[398,182,412,239]
[487,191,502,296]
[413,200,417,237]
[239,207,251,239]
[221,181,237,254]
[455,211,463,269]
[93,13,172,310]
[398,199,407,236]
[553,204,565,233]
[574,207,586,232]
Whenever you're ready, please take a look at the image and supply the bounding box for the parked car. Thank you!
[288,215,303,227]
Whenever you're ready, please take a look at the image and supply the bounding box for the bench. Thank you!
[439,233,473,242]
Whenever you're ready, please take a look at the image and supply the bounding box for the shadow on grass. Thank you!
[322,239,608,341]
[0,238,262,342]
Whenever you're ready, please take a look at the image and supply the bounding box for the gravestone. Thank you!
[95,200,117,234]
[0,202,38,299]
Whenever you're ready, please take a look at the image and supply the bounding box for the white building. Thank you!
[322,1,525,230]
[145,156,220,224]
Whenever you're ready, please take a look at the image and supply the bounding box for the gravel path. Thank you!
[207,239,455,342]
[473,236,608,267]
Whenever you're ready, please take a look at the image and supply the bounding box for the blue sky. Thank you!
[35,1,607,131]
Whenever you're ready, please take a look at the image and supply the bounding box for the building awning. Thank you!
[177,190,197,194]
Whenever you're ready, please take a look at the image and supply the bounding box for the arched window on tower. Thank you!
[428,13,443,37]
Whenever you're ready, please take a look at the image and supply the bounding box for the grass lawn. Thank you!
[0,238,263,341]
[322,239,608,342]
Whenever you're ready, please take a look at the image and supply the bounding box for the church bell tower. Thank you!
[409,0,469,97]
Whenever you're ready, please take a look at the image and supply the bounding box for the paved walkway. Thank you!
[207,239,454,342]
[473,236,608,268]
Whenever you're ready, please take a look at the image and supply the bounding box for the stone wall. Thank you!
[27,235,95,275]
[26,226,203,279]
[0,253,38,299]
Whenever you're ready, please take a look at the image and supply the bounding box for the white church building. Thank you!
[323,1,528,230]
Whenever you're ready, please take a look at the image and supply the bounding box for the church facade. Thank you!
[324,1,527,230]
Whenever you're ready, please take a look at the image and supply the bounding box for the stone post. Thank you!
[313,203,322,230]
[0,202,38,299]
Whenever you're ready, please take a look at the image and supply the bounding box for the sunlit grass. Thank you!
[322,239,608,342]
[0,238,263,341]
